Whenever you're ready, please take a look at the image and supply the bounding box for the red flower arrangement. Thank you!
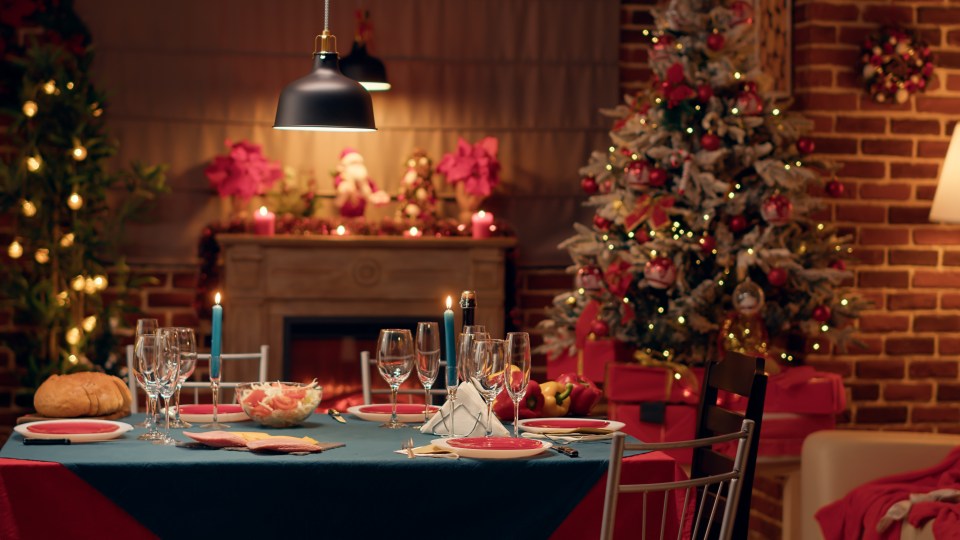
[205,139,283,201]
[437,137,500,197]
[860,26,934,104]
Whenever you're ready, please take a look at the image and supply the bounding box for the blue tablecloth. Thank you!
[2,414,645,539]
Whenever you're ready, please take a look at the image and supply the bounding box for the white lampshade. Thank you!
[930,125,960,223]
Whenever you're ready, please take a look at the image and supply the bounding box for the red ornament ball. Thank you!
[729,215,748,233]
[644,256,677,289]
[829,260,847,271]
[767,267,788,287]
[700,132,722,151]
[825,179,845,198]
[648,167,668,187]
[812,305,832,323]
[577,265,605,293]
[624,160,648,189]
[735,87,764,115]
[581,176,599,195]
[600,179,614,194]
[589,319,610,338]
[593,214,612,230]
[796,137,816,154]
[707,32,726,51]
[634,229,651,243]
[697,84,714,102]
[761,194,794,225]
[699,235,716,254]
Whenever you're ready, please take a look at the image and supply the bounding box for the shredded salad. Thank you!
[238,380,322,427]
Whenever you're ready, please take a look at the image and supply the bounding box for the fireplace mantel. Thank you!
[218,234,517,381]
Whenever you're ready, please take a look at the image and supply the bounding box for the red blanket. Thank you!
[816,446,960,540]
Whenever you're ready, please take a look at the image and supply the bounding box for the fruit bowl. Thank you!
[236,381,322,428]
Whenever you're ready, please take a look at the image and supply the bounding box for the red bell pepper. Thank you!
[493,379,544,421]
[556,372,602,416]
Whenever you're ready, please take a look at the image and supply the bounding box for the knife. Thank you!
[328,409,346,424]
[552,445,579,458]
[24,438,71,445]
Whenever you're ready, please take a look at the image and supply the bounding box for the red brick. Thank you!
[859,183,910,200]
[917,97,960,114]
[856,359,905,379]
[949,74,960,91]
[859,314,910,333]
[170,312,200,327]
[888,293,937,310]
[795,2,859,22]
[862,139,913,157]
[918,141,949,159]
[132,272,167,288]
[171,272,197,289]
[944,252,960,266]
[914,229,960,245]
[795,92,859,112]
[889,250,937,266]
[835,71,861,89]
[840,160,886,179]
[917,185,938,201]
[889,207,933,224]
[890,163,939,180]
[937,52,960,70]
[862,5,914,24]
[807,114,834,133]
[836,204,885,223]
[912,406,960,423]
[814,136,858,155]
[917,316,960,332]
[891,120,941,136]
[938,384,960,401]
[884,383,933,402]
[838,26,871,45]
[794,69,833,88]
[620,67,651,82]
[835,116,886,134]
[854,249,885,266]
[848,382,879,401]
[944,295,960,310]
[526,273,574,291]
[886,337,936,355]
[857,406,908,424]
[145,292,194,308]
[857,271,909,289]
[794,25,838,44]
[911,360,959,379]
[859,95,911,112]
[859,228,909,245]
[915,271,960,288]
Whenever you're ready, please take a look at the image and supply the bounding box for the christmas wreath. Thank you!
[860,26,934,104]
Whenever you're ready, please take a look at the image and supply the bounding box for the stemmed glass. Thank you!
[169,328,197,428]
[153,328,182,445]
[134,320,162,440]
[415,322,441,424]
[442,329,489,437]
[471,338,506,437]
[504,332,532,438]
[376,329,414,429]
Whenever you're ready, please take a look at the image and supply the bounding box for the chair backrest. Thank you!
[692,350,767,539]
[360,350,448,405]
[601,419,756,540]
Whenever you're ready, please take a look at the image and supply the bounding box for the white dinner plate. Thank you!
[167,404,251,423]
[432,437,552,459]
[14,419,134,443]
[347,404,440,423]
[517,417,625,434]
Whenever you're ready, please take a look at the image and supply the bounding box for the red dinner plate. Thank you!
[446,437,542,450]
[522,419,610,429]
[360,404,439,415]
[15,419,134,443]
[177,404,244,415]
[26,421,119,435]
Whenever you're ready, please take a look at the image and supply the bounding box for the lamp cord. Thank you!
[324,0,330,32]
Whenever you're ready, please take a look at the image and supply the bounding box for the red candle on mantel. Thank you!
[471,210,493,239]
[253,206,275,236]
[404,226,422,238]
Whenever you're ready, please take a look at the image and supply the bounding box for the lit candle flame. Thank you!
[446,295,452,309]
[215,292,221,305]
[336,225,346,236]
[409,226,419,236]
[259,206,268,216]
[478,210,486,218]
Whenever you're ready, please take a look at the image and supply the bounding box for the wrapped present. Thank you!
[608,401,697,464]
[721,366,846,415]
[605,363,703,405]
[717,412,836,458]
[547,339,632,383]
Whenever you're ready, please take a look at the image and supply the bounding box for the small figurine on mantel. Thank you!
[333,148,390,218]
[397,149,438,222]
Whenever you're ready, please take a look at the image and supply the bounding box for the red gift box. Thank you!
[605,363,703,405]
[721,366,847,415]
[608,401,697,464]
[547,339,632,383]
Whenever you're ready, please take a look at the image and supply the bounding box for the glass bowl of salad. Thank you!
[236,381,322,427]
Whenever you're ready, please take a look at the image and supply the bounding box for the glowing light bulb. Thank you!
[26,155,41,172]
[66,81,75,90]
[22,101,37,117]
[56,291,69,306]
[71,144,88,161]
[21,200,37,217]
[42,80,56,94]
[68,354,78,365]
[7,240,23,259]
[84,277,97,295]
[93,275,107,290]
[67,192,83,210]
[82,315,97,332]
[336,225,346,236]
[60,233,75,247]
[71,275,86,291]
[34,248,49,264]
[65,327,81,345]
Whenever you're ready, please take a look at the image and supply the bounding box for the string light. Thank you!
[42,80,57,94]
[686,127,694,134]
[627,231,635,238]
[813,343,821,351]
[60,233,75,247]
[93,275,108,290]
[56,291,69,307]
[67,192,83,210]
[609,146,616,152]
[71,275,85,291]
[577,288,585,295]
[65,327,81,345]
[21,200,37,217]
[68,354,79,365]
[772,108,781,116]
[648,323,655,330]
[678,315,686,324]
[820,324,829,332]
[71,144,88,161]
[22,101,37,118]
[82,316,97,332]
[623,297,630,304]
[642,29,650,36]
[734,72,742,80]
[731,107,740,115]
[26,155,42,172]
[566,296,577,305]
[657,306,665,314]
[34,248,49,264]
[7,240,23,259]
[84,278,97,295]
[840,298,849,306]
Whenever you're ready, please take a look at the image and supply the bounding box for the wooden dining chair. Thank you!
[601,419,757,540]
[359,350,449,405]
[692,350,768,540]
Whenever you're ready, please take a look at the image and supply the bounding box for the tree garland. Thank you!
[860,26,934,104]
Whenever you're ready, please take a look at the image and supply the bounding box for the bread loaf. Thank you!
[34,372,133,418]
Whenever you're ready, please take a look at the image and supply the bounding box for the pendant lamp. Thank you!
[273,0,376,131]
[340,10,391,92]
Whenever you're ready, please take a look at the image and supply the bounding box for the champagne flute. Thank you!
[471,338,506,437]
[133,319,159,433]
[154,328,182,445]
[136,332,164,441]
[415,322,441,424]
[376,329,414,429]
[169,328,197,428]
[504,332,532,438]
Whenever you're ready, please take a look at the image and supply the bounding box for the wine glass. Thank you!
[415,322,441,424]
[169,328,197,428]
[504,332,532,438]
[376,329,414,429]
[134,320,163,440]
[153,328,182,445]
[471,338,506,437]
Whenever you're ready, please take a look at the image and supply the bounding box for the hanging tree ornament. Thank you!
[719,279,769,356]
[729,214,748,233]
[644,256,677,289]
[700,132,721,151]
[767,267,788,287]
[22,101,38,118]
[825,179,845,198]
[813,305,832,322]
[699,235,716,254]
[761,193,794,225]
[796,137,816,154]
[735,82,764,115]
[593,214,612,230]
[581,176,598,195]
[707,30,725,51]
[589,318,610,338]
[647,167,668,187]
[734,279,765,317]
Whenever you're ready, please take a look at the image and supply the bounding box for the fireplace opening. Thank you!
[283,316,449,411]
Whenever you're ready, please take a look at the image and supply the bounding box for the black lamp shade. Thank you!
[274,52,376,131]
[340,42,391,91]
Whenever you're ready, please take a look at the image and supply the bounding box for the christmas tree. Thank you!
[540,0,867,368]
[0,30,167,389]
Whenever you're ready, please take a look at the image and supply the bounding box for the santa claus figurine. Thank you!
[333,148,391,218]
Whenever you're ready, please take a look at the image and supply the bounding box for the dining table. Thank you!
[0,412,686,539]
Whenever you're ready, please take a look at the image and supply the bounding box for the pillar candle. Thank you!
[444,296,457,388]
[211,292,222,379]
[253,206,275,236]
[471,210,494,239]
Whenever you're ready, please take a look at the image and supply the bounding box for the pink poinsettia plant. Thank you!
[205,139,283,201]
[437,136,501,197]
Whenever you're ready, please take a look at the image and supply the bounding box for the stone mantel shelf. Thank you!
[218,233,516,381]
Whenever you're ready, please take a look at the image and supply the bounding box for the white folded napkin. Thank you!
[421,382,509,437]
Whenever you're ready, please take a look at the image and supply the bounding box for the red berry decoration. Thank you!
[697,84,713,102]
[593,215,612,230]
[700,133,721,151]
[648,167,668,187]
[644,256,677,289]
[581,176,598,195]
[829,260,847,271]
[812,305,832,323]
[589,319,610,338]
[825,179,845,198]
[699,235,716,254]
[707,32,725,51]
[729,215,748,233]
[760,194,794,225]
[796,137,816,154]
[767,267,788,287]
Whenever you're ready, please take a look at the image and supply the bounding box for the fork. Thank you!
[402,437,415,459]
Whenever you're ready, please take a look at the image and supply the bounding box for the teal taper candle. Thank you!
[444,296,457,388]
